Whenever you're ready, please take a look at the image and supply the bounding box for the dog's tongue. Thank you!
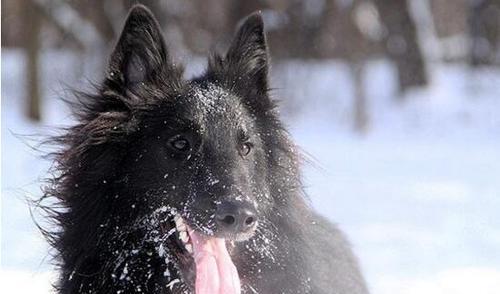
[188,228,241,294]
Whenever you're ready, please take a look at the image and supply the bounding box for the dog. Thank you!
[41,5,369,294]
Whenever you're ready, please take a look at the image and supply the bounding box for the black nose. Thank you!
[215,200,258,234]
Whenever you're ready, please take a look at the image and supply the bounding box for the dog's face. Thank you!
[121,82,272,241]
[95,8,283,249]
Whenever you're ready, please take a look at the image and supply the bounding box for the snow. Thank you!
[2,49,500,293]
[0,269,56,293]
[374,267,500,294]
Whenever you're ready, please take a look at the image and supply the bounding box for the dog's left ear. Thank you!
[209,12,269,97]
[106,5,180,90]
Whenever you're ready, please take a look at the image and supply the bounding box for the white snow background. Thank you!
[1,49,500,293]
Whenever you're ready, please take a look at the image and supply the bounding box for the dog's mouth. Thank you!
[160,214,241,294]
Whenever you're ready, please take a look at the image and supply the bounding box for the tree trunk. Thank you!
[24,0,42,121]
[469,0,500,66]
[374,0,427,95]
[352,61,369,133]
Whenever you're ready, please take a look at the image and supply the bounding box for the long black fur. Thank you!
[40,5,369,294]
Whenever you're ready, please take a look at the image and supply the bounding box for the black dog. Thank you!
[41,5,368,294]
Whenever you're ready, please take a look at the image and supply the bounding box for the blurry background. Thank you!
[1,0,500,293]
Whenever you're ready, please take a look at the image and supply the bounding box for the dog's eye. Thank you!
[169,136,191,152]
[239,142,253,156]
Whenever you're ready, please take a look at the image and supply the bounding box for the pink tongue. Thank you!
[188,228,241,294]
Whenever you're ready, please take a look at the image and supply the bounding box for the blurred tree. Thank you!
[323,0,377,133]
[373,0,427,95]
[351,61,368,133]
[469,0,500,66]
[2,0,25,47]
[430,0,468,62]
[8,0,497,128]
[23,0,42,121]
[70,0,118,43]
[431,0,468,38]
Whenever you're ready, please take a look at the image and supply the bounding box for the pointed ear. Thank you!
[106,5,177,89]
[209,12,269,95]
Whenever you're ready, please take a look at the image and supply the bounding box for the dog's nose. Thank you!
[215,200,257,234]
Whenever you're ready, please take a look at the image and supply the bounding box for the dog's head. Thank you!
[105,6,278,239]
[53,5,301,291]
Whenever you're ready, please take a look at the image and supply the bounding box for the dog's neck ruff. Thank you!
[188,227,241,294]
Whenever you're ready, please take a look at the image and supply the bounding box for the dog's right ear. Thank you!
[106,5,179,91]
[74,5,183,146]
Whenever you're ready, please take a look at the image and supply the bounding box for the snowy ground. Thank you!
[1,49,500,293]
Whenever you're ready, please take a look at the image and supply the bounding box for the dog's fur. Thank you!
[41,5,368,294]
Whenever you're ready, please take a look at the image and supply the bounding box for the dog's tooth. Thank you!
[185,244,193,254]
[175,217,187,233]
[179,231,188,243]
